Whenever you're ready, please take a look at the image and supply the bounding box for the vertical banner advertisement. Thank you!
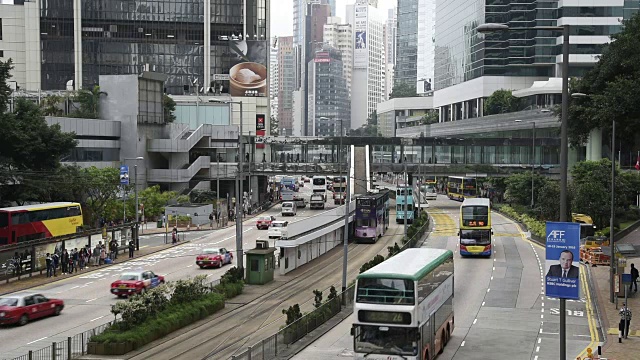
[256,114,266,149]
[545,222,581,299]
[119,165,130,185]
[353,0,368,68]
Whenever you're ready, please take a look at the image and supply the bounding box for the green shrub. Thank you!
[215,281,244,299]
[92,293,225,348]
[497,205,545,238]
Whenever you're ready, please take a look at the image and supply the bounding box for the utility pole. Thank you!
[341,146,351,296]
[404,160,408,244]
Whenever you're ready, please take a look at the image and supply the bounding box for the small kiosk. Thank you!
[245,240,277,285]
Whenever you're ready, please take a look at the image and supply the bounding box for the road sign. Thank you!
[119,165,130,185]
[545,222,581,300]
[622,273,632,285]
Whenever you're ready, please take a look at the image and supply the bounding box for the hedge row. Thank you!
[495,204,545,238]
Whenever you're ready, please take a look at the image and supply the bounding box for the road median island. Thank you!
[87,268,244,356]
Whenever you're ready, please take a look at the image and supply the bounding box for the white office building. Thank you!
[417,0,435,94]
[347,0,386,130]
[323,17,353,96]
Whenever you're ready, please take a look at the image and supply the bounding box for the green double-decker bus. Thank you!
[352,248,454,360]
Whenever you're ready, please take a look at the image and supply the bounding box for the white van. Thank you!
[268,221,289,239]
[281,201,297,216]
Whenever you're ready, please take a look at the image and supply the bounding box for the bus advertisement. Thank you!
[459,198,492,256]
[353,248,454,360]
[355,190,390,243]
[447,176,477,201]
[281,177,298,192]
[396,187,414,224]
[0,202,84,245]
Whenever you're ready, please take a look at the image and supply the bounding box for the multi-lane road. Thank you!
[293,194,597,360]
[0,183,337,358]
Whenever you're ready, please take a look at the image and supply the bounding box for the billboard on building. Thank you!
[256,114,266,149]
[212,40,268,97]
[353,0,368,69]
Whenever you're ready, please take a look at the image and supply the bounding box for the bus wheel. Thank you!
[446,325,451,344]
[423,349,429,360]
[438,332,445,354]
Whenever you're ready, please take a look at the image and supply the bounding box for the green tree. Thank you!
[420,112,439,125]
[70,85,107,119]
[503,172,547,207]
[368,110,378,126]
[0,59,13,111]
[535,180,561,221]
[82,167,125,226]
[567,12,640,147]
[483,89,522,115]
[125,185,178,220]
[189,190,217,204]
[163,94,176,123]
[270,115,279,136]
[390,81,417,98]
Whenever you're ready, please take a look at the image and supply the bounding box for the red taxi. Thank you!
[256,215,276,230]
[110,270,165,298]
[196,248,233,269]
[0,293,64,326]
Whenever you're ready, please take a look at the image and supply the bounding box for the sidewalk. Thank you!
[0,241,185,296]
[591,225,640,359]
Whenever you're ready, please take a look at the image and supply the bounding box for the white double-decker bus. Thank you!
[312,175,327,194]
[352,248,454,360]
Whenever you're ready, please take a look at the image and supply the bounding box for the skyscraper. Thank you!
[270,38,279,129]
[433,0,640,122]
[308,47,350,136]
[394,0,418,88]
[416,0,435,94]
[347,0,386,130]
[385,8,397,66]
[324,17,353,96]
[277,36,296,135]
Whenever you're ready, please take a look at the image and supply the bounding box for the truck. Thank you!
[309,193,325,209]
[294,194,306,209]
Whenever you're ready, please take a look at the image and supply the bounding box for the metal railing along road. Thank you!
[4,278,222,360]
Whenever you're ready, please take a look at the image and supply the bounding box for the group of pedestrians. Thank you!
[43,239,136,277]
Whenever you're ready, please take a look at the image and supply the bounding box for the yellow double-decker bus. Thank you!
[447,176,477,201]
[458,198,492,256]
[0,202,83,245]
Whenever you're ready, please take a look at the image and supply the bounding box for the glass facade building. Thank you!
[308,47,350,137]
[434,0,640,91]
[394,0,418,87]
[38,0,268,93]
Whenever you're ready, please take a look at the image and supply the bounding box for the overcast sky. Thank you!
[270,0,398,38]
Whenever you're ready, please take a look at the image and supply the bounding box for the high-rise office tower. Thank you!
[324,17,353,96]
[277,36,296,135]
[385,8,397,66]
[347,0,386,130]
[417,0,435,94]
[308,47,350,136]
[270,38,279,126]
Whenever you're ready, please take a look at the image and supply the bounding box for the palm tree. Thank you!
[71,85,107,119]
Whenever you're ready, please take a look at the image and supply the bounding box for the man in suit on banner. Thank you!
[546,250,579,278]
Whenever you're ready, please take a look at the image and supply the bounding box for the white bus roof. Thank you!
[358,248,453,281]
[0,202,79,212]
[461,198,491,207]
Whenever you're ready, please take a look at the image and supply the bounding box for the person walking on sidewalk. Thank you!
[128,240,135,258]
[631,263,639,292]
[45,253,53,278]
[619,302,632,342]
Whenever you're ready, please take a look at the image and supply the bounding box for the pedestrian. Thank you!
[128,240,135,258]
[172,227,178,244]
[93,245,100,266]
[61,249,69,274]
[68,249,75,274]
[215,209,220,228]
[45,253,53,278]
[99,246,106,265]
[72,248,79,273]
[12,251,20,276]
[110,239,117,260]
[79,248,86,270]
[619,302,632,342]
[52,252,59,276]
[631,263,639,292]
[209,212,214,229]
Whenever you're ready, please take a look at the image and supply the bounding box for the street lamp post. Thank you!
[478,22,570,360]
[124,157,144,250]
[209,98,244,271]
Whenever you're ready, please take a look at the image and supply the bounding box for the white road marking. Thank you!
[481,302,485,306]
[69,286,79,290]
[473,319,477,325]
[187,265,193,268]
[487,289,490,293]
[460,341,465,347]
[86,298,97,303]
[538,338,541,344]
[90,315,106,322]
[27,337,48,345]
[536,346,540,352]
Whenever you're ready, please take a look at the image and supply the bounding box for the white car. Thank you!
[268,221,289,239]
[421,185,437,201]
[281,201,297,216]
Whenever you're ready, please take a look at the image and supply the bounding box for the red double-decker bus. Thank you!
[0,202,84,245]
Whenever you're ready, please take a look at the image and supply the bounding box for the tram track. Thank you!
[130,215,405,360]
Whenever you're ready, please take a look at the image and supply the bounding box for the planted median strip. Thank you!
[88,268,244,356]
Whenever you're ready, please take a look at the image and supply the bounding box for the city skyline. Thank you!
[271,0,397,37]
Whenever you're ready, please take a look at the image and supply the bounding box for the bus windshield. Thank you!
[356,278,415,305]
[396,204,414,212]
[354,325,418,357]
[462,206,489,225]
[460,229,491,245]
[313,178,325,185]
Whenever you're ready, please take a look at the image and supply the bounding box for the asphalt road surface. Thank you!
[0,185,339,358]
[292,194,595,360]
